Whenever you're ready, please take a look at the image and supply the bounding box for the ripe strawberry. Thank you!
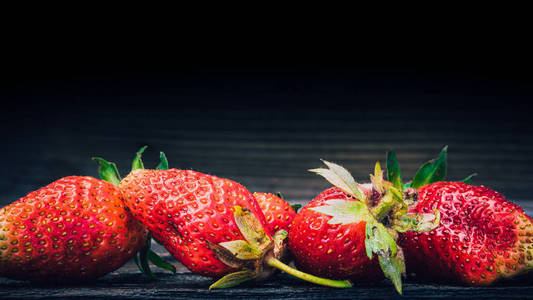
[289,160,440,294]
[289,186,383,280]
[379,146,533,285]
[398,181,533,286]
[119,168,269,277]
[93,148,176,279]
[118,167,350,288]
[99,146,350,288]
[253,192,296,233]
[0,176,147,281]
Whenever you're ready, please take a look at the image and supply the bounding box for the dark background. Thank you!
[1,42,533,209]
[2,22,533,299]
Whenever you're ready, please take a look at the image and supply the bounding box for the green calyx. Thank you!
[209,206,352,289]
[92,157,121,186]
[93,146,175,280]
[408,146,448,189]
[309,159,441,295]
[309,146,479,294]
[387,145,476,189]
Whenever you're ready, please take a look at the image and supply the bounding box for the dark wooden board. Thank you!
[2,256,533,300]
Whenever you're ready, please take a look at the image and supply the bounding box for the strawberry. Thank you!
[119,168,270,277]
[0,176,147,281]
[379,146,533,285]
[93,148,176,279]
[399,182,533,285]
[289,160,440,294]
[253,192,297,233]
[289,186,383,280]
[98,148,351,289]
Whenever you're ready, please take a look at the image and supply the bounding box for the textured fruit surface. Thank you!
[0,176,147,281]
[120,169,271,277]
[399,182,533,285]
[253,193,296,233]
[288,187,382,281]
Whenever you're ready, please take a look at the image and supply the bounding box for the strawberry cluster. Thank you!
[1,146,532,295]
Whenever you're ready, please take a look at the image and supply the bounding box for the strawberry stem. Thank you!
[266,257,352,288]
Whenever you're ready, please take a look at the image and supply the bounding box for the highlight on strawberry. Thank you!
[289,156,443,294]
[95,147,352,289]
[392,147,533,286]
[0,176,147,282]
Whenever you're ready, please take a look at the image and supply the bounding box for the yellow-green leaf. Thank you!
[309,199,369,225]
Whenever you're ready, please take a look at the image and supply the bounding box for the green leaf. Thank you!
[148,250,176,274]
[209,270,257,289]
[290,204,302,212]
[410,146,448,189]
[378,252,405,295]
[310,199,369,225]
[371,161,385,195]
[386,151,403,191]
[389,187,403,202]
[460,173,477,184]
[403,181,412,189]
[138,234,159,280]
[92,157,121,186]
[218,240,262,260]
[132,145,148,171]
[207,241,246,269]
[365,218,405,294]
[310,160,366,201]
[156,151,169,170]
[275,192,284,199]
[364,218,398,259]
[232,206,272,253]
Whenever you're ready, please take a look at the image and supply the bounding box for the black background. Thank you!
[2,17,533,300]
[2,32,533,208]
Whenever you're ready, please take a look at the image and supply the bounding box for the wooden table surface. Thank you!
[2,240,533,300]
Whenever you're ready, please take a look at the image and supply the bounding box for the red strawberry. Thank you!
[0,176,147,281]
[399,181,533,286]
[120,168,269,277]
[289,186,382,280]
[382,146,533,285]
[93,150,176,279]
[289,160,440,294]
[117,162,350,288]
[253,192,296,233]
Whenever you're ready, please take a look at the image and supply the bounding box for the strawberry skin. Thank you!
[399,182,533,285]
[288,187,382,281]
[119,169,271,278]
[0,176,147,281]
[253,193,296,233]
